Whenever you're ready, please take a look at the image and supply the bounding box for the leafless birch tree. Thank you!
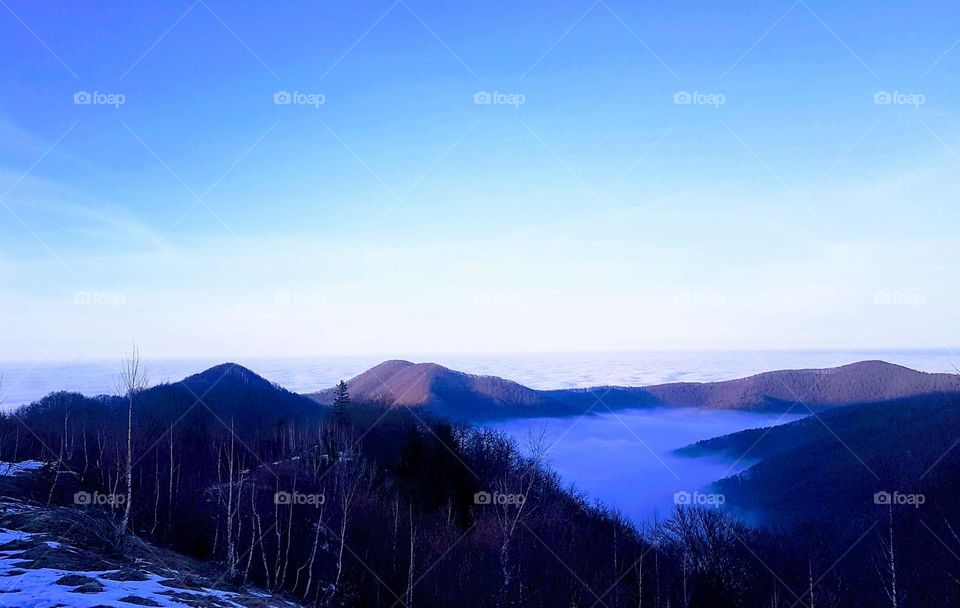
[114,342,148,549]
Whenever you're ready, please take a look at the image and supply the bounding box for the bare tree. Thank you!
[406,503,417,608]
[0,376,11,464]
[874,501,898,608]
[636,549,644,608]
[332,462,365,600]
[807,554,816,608]
[0,374,12,464]
[769,576,782,608]
[223,423,240,580]
[165,422,176,540]
[46,395,69,506]
[494,428,546,606]
[114,342,148,549]
[295,493,328,601]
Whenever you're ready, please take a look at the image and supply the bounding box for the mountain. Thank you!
[308,360,573,419]
[6,363,328,458]
[135,363,326,441]
[641,360,960,410]
[144,362,324,431]
[307,359,960,419]
[180,362,282,393]
[16,363,324,439]
[8,360,960,606]
[676,392,960,526]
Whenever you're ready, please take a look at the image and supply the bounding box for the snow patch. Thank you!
[0,461,44,477]
[0,528,249,608]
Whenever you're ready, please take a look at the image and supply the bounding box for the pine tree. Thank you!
[332,380,351,424]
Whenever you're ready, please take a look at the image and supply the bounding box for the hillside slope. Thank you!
[677,392,960,525]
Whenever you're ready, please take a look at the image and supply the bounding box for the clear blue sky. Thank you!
[0,0,957,360]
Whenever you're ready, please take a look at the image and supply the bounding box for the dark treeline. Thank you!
[0,362,957,606]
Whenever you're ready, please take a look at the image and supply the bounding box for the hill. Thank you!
[307,359,960,419]
[308,359,578,419]
[642,360,960,410]
[676,392,960,525]
[157,362,324,429]
[8,364,328,496]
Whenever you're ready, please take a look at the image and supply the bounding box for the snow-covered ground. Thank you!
[0,461,43,477]
[0,526,252,608]
[0,462,295,608]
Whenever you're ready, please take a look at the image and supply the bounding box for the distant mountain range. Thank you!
[29,358,952,427]
[306,359,960,420]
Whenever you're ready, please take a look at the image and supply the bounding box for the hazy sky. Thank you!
[0,1,957,360]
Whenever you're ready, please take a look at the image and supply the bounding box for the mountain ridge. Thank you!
[305,359,960,419]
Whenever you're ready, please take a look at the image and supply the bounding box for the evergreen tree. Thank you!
[332,380,351,423]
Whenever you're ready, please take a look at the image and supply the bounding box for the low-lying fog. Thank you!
[491,407,803,524]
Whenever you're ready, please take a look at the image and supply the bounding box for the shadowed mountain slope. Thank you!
[150,362,324,428]
[11,361,324,441]
[676,392,960,526]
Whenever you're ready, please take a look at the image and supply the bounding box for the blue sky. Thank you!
[0,0,958,360]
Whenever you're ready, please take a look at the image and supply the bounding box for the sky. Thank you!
[0,0,958,361]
